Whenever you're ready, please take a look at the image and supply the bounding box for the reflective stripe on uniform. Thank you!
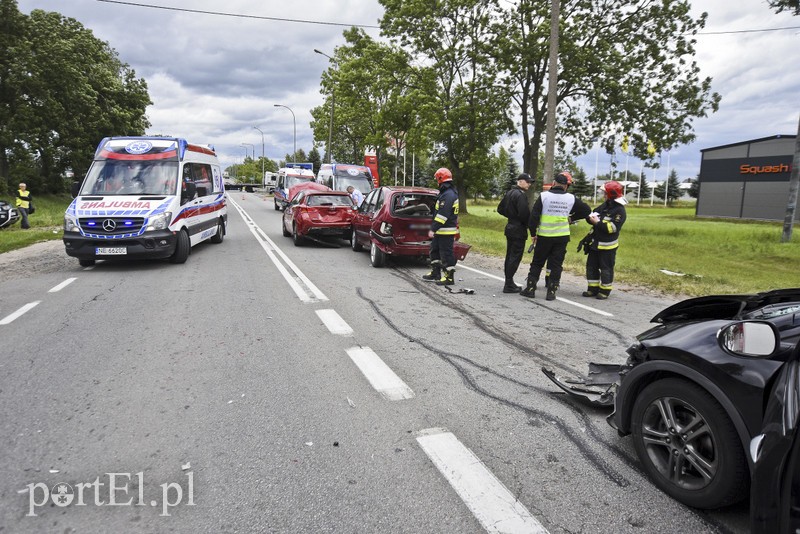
[600,283,613,290]
[538,215,570,237]
[434,214,447,224]
[435,227,458,235]
[597,239,618,250]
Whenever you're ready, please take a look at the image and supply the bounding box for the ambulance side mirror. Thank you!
[71,181,82,198]
[181,182,197,204]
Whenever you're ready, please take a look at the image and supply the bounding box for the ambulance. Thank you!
[63,137,227,267]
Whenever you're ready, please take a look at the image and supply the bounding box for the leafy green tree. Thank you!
[688,176,700,199]
[0,2,150,194]
[493,0,720,182]
[308,146,322,174]
[654,169,682,204]
[571,168,592,200]
[768,0,799,15]
[379,0,514,214]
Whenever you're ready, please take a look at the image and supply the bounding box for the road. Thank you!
[0,192,749,533]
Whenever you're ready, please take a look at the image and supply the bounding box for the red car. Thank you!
[350,186,470,267]
[281,189,356,246]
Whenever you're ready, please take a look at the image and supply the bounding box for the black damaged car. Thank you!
[0,199,20,229]
[544,288,800,532]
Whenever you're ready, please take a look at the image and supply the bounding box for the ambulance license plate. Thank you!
[96,247,126,255]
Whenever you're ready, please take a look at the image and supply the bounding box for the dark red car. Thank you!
[350,185,470,267]
[281,189,356,246]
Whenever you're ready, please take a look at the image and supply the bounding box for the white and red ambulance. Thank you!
[63,137,227,266]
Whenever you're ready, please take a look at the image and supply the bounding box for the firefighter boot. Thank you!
[596,288,611,300]
[436,267,455,286]
[519,277,537,298]
[422,261,441,282]
[546,283,558,301]
[582,287,599,297]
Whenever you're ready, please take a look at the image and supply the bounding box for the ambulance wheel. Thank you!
[370,242,386,268]
[292,223,304,246]
[274,198,279,211]
[210,218,224,243]
[79,259,95,267]
[170,229,190,263]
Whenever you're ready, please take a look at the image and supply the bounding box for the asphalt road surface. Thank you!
[0,192,749,533]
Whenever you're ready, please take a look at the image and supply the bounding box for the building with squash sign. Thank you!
[697,134,797,221]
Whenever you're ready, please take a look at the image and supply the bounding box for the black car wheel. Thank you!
[631,378,748,509]
[282,216,290,237]
[78,259,95,267]
[292,222,304,247]
[351,229,363,252]
[370,241,386,267]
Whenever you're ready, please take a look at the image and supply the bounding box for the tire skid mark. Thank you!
[365,276,736,534]
[356,286,630,488]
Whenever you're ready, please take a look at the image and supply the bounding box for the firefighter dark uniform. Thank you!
[521,172,590,300]
[498,173,534,293]
[423,168,460,286]
[583,181,627,299]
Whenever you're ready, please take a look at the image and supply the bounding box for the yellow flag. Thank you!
[621,135,629,153]
[647,140,656,156]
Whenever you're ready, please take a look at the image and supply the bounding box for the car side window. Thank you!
[362,190,377,213]
[373,189,385,213]
[292,192,305,206]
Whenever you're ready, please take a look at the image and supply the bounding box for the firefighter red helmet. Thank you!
[604,180,624,199]
[434,167,452,185]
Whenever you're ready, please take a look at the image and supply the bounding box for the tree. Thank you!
[653,169,682,204]
[0,2,150,194]
[687,177,700,199]
[571,168,592,200]
[308,146,322,174]
[768,0,800,15]
[493,0,720,183]
[379,0,514,214]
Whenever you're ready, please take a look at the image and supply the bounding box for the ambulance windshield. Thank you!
[80,160,180,196]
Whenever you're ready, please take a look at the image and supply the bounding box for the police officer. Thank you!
[422,167,460,286]
[498,173,534,293]
[582,180,627,299]
[521,171,591,300]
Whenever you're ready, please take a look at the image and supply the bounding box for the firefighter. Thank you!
[422,167,460,286]
[582,180,628,299]
[521,171,591,300]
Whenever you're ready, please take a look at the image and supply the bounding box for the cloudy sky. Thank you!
[15,0,800,182]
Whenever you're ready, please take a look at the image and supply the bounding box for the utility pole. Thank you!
[782,115,800,242]
[253,127,265,186]
[542,0,560,187]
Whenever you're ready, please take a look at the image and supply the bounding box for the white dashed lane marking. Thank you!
[316,309,354,336]
[0,302,41,325]
[416,428,549,534]
[345,347,415,401]
[48,278,77,293]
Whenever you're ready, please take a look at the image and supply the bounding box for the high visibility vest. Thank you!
[16,190,30,209]
[537,191,575,237]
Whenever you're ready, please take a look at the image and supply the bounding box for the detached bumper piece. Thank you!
[541,363,627,407]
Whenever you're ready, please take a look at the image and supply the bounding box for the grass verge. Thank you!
[459,199,800,296]
[0,194,71,254]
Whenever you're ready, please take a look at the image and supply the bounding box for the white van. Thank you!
[273,166,316,210]
[264,171,278,192]
[63,137,227,266]
[317,163,374,195]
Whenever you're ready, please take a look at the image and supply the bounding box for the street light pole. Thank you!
[252,126,265,185]
[314,49,336,164]
[273,104,296,163]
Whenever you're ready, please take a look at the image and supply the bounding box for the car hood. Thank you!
[652,288,800,324]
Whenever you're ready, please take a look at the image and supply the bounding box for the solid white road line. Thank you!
[0,301,41,325]
[416,429,549,534]
[316,309,354,336]
[229,197,328,303]
[345,347,415,401]
[48,278,77,293]
[458,263,613,317]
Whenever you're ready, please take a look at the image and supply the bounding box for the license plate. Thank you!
[96,247,127,255]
